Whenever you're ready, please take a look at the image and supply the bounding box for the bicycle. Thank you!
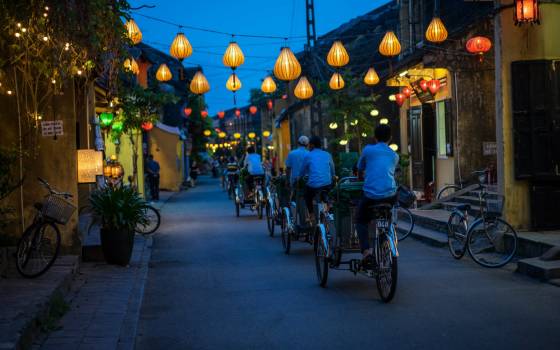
[447,171,518,268]
[392,185,415,241]
[280,180,313,254]
[16,178,76,278]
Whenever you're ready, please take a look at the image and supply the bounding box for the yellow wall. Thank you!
[105,131,145,197]
[149,127,184,191]
[496,2,560,228]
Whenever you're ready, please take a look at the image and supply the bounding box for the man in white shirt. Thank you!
[243,146,264,197]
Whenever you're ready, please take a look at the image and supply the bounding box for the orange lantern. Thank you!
[515,0,539,25]
[425,17,448,43]
[261,76,277,94]
[428,79,441,94]
[235,109,241,118]
[141,121,153,131]
[223,42,245,69]
[326,41,350,68]
[379,31,401,57]
[156,63,172,82]
[466,36,492,62]
[395,93,406,107]
[125,19,142,45]
[170,33,193,62]
[226,73,242,92]
[123,57,139,75]
[402,86,412,98]
[183,107,192,117]
[201,110,208,118]
[329,72,345,90]
[273,47,301,81]
[363,67,380,86]
[267,99,273,110]
[249,106,257,115]
[294,76,314,99]
[190,70,210,95]
[217,111,225,119]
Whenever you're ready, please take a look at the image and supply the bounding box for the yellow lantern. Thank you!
[156,64,172,82]
[218,131,227,138]
[123,57,139,75]
[125,19,142,45]
[389,143,399,151]
[350,119,359,126]
[248,132,256,139]
[329,72,345,90]
[329,122,338,130]
[190,70,210,95]
[203,130,212,137]
[261,76,277,94]
[425,17,448,43]
[262,130,271,137]
[223,42,245,69]
[339,140,348,146]
[370,109,379,117]
[363,67,380,86]
[379,31,401,57]
[361,133,368,137]
[326,41,350,68]
[388,94,396,101]
[380,118,389,125]
[294,76,313,100]
[170,33,193,61]
[234,132,241,139]
[273,47,301,81]
[226,73,242,92]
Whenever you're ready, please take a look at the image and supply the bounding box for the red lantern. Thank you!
[267,99,273,110]
[217,111,225,119]
[428,79,441,95]
[402,86,412,98]
[201,110,208,118]
[419,79,428,92]
[282,94,288,100]
[141,121,153,131]
[515,0,539,25]
[235,109,241,118]
[395,93,406,107]
[183,107,192,117]
[466,36,492,62]
[249,106,257,115]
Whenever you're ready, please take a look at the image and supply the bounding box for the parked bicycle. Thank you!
[447,171,518,268]
[16,178,76,278]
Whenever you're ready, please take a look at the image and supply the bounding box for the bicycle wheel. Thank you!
[314,227,329,287]
[16,222,61,278]
[281,208,291,254]
[266,202,275,236]
[375,234,398,302]
[467,217,518,268]
[395,207,414,241]
[447,211,468,259]
[437,184,462,200]
[135,206,161,235]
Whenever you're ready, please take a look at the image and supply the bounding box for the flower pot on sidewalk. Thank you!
[100,228,134,266]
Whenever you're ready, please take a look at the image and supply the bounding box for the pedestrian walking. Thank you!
[190,160,200,187]
[146,154,160,201]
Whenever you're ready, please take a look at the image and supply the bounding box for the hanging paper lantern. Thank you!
[111,121,124,133]
[379,118,389,125]
[395,93,406,107]
[294,76,314,100]
[425,17,448,43]
[190,70,210,95]
[222,42,245,69]
[183,107,192,117]
[248,132,256,139]
[201,110,208,118]
[262,130,271,137]
[326,41,350,68]
[273,47,301,81]
[515,0,540,25]
[388,94,396,101]
[218,131,227,138]
[141,121,154,131]
[226,73,242,92]
[170,33,193,62]
[329,122,338,130]
[428,79,441,94]
[261,76,277,94]
[203,129,212,137]
[267,99,273,110]
[123,58,139,75]
[125,19,142,45]
[217,111,225,119]
[234,132,241,139]
[370,109,379,117]
[99,112,114,128]
[339,140,348,146]
[402,86,412,98]
[350,119,359,126]
[389,144,399,152]
[379,31,401,57]
[361,133,368,138]
[363,67,380,86]
[466,36,492,62]
[249,106,257,115]
[329,72,345,90]
[235,109,241,117]
[419,79,429,92]
[156,63,172,82]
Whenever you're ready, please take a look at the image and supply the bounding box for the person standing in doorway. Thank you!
[146,154,160,201]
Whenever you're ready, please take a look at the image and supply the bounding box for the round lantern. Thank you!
[203,129,212,137]
[515,0,540,25]
[425,17,448,43]
[379,118,389,125]
[267,99,273,110]
[141,121,153,131]
[223,42,245,69]
[99,112,114,128]
[217,111,225,119]
[326,41,349,68]
[123,58,139,75]
[388,94,396,101]
[156,64,172,82]
[262,130,271,137]
[249,106,257,115]
[248,132,256,139]
[389,144,399,152]
[428,79,441,94]
[329,122,338,130]
[402,86,412,98]
[183,107,192,117]
[339,140,348,146]
[201,110,208,118]
[419,79,429,92]
[379,31,401,57]
[395,93,406,106]
[111,121,124,133]
[329,72,345,90]
[170,33,193,62]
[273,47,301,81]
[363,67,380,86]
[234,132,241,139]
[294,76,314,100]
[235,109,241,117]
[370,109,379,117]
[361,133,368,138]
[125,19,142,45]
[261,76,277,94]
[466,36,492,62]
[226,73,242,92]
[190,70,210,95]
[218,132,226,138]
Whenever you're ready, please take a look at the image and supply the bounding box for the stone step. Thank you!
[517,257,560,281]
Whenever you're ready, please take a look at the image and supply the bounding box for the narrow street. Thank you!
[136,177,560,350]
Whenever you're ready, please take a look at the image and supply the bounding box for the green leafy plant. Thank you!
[90,186,148,232]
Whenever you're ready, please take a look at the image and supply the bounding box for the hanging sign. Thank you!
[483,142,497,156]
[77,149,103,183]
[41,120,64,137]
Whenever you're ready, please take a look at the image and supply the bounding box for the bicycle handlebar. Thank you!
[37,177,73,198]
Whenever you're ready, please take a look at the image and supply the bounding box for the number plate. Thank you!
[376,220,389,229]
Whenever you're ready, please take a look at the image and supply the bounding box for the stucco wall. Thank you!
[149,127,183,191]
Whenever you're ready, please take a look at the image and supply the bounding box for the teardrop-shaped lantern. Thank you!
[363,67,380,86]
[170,33,193,62]
[125,19,142,45]
[379,31,401,57]
[156,63,172,82]
[226,73,242,92]
[329,72,345,90]
[267,99,273,110]
[425,17,448,43]
[190,70,210,95]
[141,121,154,131]
[273,47,301,81]
[123,57,139,75]
[217,111,225,119]
[235,109,241,118]
[234,132,241,139]
[203,129,212,137]
[201,110,208,118]
[183,107,192,117]
[326,41,350,68]
[249,106,257,115]
[248,132,256,139]
[294,76,314,100]
[261,76,277,94]
[223,42,245,69]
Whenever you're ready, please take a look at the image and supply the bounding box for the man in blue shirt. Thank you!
[299,136,335,222]
[356,124,399,262]
[285,136,309,186]
[243,146,265,197]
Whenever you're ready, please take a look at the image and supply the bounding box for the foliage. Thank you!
[185,95,213,156]
[0,147,24,240]
[90,185,148,232]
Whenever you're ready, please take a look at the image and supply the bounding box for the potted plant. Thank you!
[90,186,148,266]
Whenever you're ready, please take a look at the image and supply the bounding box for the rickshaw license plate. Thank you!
[376,220,389,229]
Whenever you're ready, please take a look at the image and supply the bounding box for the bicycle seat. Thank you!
[456,204,471,212]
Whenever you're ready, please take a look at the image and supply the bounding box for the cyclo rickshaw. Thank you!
[225,162,240,200]
[313,177,399,303]
[280,177,314,254]
[265,174,290,237]
[234,168,266,219]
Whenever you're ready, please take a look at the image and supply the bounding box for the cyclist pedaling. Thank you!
[243,146,265,198]
[285,135,309,192]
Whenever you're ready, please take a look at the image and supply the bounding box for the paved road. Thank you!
[136,177,560,350]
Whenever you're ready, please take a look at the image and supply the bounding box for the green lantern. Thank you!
[99,112,114,128]
[111,120,123,133]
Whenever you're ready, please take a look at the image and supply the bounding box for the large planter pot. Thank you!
[100,227,134,266]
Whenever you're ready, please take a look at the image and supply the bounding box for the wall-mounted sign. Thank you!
[41,120,64,137]
[77,149,103,183]
[483,142,497,156]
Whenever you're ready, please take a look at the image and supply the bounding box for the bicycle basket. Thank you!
[42,195,76,224]
[486,194,504,216]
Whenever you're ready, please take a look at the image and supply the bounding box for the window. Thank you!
[436,100,453,158]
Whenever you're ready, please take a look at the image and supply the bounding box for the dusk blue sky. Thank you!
[130,0,390,114]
